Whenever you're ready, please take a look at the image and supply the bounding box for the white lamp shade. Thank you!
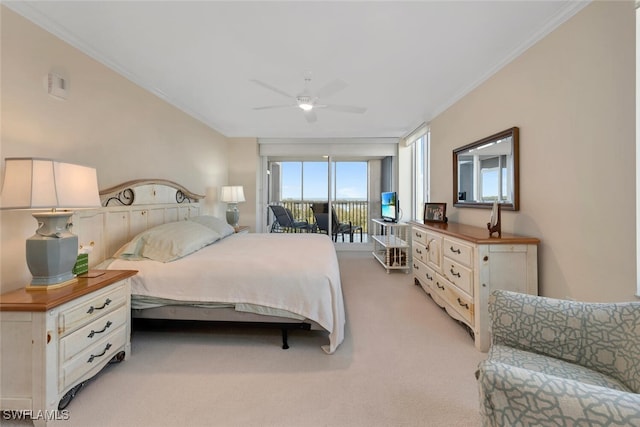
[220,185,245,203]
[1,158,101,209]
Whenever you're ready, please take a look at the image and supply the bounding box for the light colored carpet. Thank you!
[5,251,486,427]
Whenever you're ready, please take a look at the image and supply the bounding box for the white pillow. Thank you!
[188,215,235,238]
[116,221,221,262]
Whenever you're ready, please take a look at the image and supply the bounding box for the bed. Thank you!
[106,222,344,353]
[76,180,345,354]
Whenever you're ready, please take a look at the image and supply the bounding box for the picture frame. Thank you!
[424,202,448,223]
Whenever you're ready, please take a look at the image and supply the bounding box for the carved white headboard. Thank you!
[73,179,204,267]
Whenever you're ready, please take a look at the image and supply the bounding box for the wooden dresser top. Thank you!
[409,220,540,245]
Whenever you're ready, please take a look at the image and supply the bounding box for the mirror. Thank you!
[453,127,519,210]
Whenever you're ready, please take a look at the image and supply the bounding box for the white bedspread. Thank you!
[108,233,345,354]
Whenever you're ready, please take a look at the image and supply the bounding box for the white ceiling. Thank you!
[5,1,588,139]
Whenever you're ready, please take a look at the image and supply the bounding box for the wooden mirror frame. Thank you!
[453,127,519,211]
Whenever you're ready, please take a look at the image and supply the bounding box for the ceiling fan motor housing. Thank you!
[297,95,314,110]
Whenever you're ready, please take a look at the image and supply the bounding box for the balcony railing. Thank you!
[276,200,370,233]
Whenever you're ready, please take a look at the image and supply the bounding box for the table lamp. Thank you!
[1,158,101,289]
[220,185,245,227]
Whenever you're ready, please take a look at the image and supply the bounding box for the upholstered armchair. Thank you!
[476,290,640,427]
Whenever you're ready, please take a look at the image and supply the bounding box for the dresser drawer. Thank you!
[443,237,473,267]
[413,259,436,293]
[412,227,428,245]
[58,284,128,337]
[59,324,127,392]
[413,241,428,264]
[443,282,474,326]
[442,258,473,296]
[59,305,127,363]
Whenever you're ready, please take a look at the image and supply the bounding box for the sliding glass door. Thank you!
[266,157,370,246]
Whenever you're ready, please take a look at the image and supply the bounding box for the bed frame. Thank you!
[73,179,322,349]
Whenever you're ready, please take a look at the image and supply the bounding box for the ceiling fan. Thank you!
[251,73,367,123]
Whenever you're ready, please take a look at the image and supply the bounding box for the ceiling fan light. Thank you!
[299,103,313,111]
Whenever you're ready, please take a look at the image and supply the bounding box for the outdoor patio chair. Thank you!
[268,205,311,233]
[311,203,363,242]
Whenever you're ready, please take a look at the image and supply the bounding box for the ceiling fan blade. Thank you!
[304,109,317,123]
[320,104,367,114]
[250,79,293,99]
[315,79,348,99]
[253,104,296,110]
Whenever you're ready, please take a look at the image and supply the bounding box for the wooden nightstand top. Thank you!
[234,225,250,234]
[0,270,137,312]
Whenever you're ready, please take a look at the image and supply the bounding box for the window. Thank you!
[335,162,368,200]
[279,161,367,202]
[411,127,429,220]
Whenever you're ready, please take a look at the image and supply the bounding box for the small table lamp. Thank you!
[1,158,101,289]
[220,185,245,227]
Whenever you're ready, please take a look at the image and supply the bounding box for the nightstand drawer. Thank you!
[59,324,127,392]
[58,283,128,337]
[59,305,127,363]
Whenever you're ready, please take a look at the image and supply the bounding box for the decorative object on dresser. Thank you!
[410,220,539,351]
[453,127,519,210]
[0,270,136,425]
[0,158,101,289]
[220,185,245,227]
[371,218,410,274]
[487,201,501,237]
[423,202,448,223]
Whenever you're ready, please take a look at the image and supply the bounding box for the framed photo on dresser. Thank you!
[424,203,447,223]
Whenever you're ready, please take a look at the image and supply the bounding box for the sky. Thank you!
[280,161,367,200]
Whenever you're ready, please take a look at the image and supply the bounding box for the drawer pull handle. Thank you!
[450,268,461,278]
[416,248,422,254]
[426,273,433,281]
[416,232,422,238]
[413,264,419,269]
[87,298,112,314]
[457,298,469,309]
[87,343,112,363]
[450,246,461,254]
[436,282,445,290]
[88,321,113,338]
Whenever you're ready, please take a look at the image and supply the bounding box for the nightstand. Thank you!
[0,270,136,425]
[234,225,250,234]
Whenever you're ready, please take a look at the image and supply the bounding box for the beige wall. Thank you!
[429,1,636,301]
[0,8,230,292]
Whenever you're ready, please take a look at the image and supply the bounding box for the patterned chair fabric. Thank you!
[476,290,640,427]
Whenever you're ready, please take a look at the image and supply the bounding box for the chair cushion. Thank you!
[487,344,631,392]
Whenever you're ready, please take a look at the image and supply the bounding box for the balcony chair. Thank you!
[311,203,363,242]
[268,205,311,233]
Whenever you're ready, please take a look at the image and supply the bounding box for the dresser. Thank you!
[0,270,136,426]
[410,221,539,352]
